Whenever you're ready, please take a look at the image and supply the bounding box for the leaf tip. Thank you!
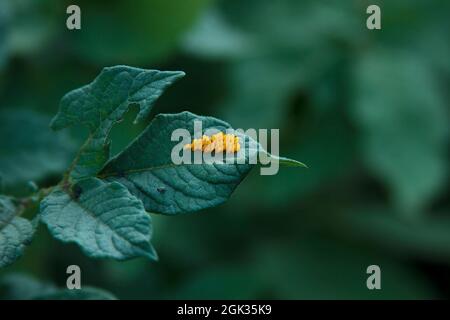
[146,245,159,262]
[171,70,186,79]
[49,114,60,131]
[298,162,309,169]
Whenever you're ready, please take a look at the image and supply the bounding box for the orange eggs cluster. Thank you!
[184,132,241,153]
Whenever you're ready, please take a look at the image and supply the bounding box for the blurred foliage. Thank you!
[0,109,75,193]
[0,273,116,299]
[0,0,449,299]
[352,50,447,216]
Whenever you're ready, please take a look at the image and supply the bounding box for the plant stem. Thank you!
[15,185,55,216]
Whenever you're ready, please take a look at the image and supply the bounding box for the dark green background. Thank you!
[0,0,449,299]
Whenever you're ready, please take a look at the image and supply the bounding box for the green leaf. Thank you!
[220,0,362,51]
[0,1,54,61]
[0,109,75,189]
[50,66,184,180]
[0,6,8,70]
[251,236,436,299]
[0,273,116,300]
[99,112,249,215]
[172,265,262,299]
[196,1,361,129]
[0,196,35,268]
[220,58,304,129]
[99,111,304,215]
[352,51,448,216]
[182,8,256,59]
[34,287,117,300]
[40,178,157,261]
[70,0,210,65]
[0,273,56,300]
[335,207,450,264]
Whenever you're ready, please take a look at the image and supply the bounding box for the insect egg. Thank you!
[184,132,240,153]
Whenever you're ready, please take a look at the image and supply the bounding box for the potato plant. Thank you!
[0,66,305,268]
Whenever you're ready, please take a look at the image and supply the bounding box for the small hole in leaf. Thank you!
[157,187,166,194]
[72,185,83,199]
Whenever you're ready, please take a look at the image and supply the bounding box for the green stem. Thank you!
[15,185,55,216]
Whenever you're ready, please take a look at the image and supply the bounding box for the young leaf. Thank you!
[40,178,157,261]
[0,196,35,268]
[99,111,304,215]
[50,66,185,180]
